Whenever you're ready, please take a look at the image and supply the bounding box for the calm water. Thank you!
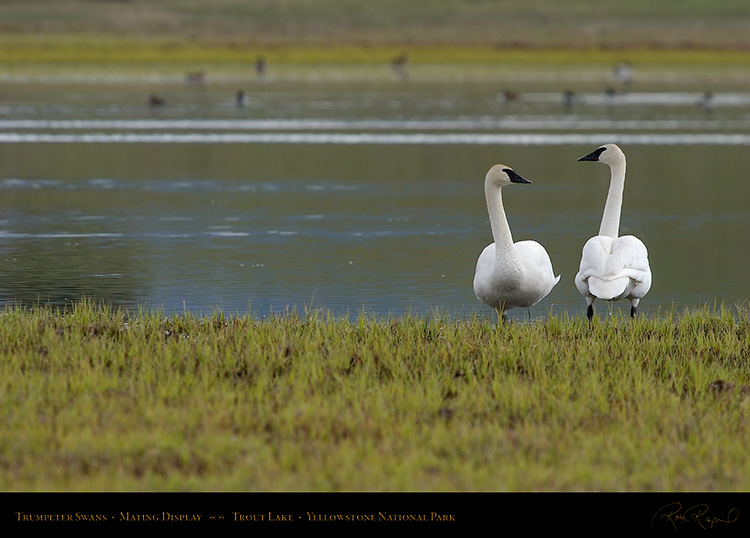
[0,78,749,319]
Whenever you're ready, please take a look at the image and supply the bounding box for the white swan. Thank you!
[575,144,652,320]
[473,164,560,320]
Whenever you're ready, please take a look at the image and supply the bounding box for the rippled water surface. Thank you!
[1,78,749,318]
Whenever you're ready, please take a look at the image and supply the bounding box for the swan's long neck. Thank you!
[599,158,626,238]
[485,181,517,260]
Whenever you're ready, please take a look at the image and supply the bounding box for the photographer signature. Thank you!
[651,502,739,531]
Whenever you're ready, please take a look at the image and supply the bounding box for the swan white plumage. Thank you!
[575,144,652,320]
[473,164,560,320]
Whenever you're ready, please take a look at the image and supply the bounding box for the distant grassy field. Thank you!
[2,34,749,86]
[5,34,750,65]
[1,0,749,50]
[2,301,750,491]
[2,1,749,82]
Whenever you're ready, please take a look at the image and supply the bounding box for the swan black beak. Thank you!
[578,147,607,162]
[504,169,532,184]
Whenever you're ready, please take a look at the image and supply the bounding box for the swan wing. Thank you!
[473,243,501,305]
[608,235,651,280]
[584,237,629,299]
[514,240,561,303]
[577,236,614,280]
[611,235,652,298]
[576,235,651,300]
[473,240,559,310]
[515,241,560,282]
[473,242,526,308]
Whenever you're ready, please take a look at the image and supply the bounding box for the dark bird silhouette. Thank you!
[562,90,576,108]
[185,71,205,85]
[149,93,165,107]
[391,53,409,80]
[255,56,267,77]
[236,90,247,107]
[698,91,714,112]
[497,90,519,102]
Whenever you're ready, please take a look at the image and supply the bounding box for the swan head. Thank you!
[485,164,532,188]
[577,143,625,167]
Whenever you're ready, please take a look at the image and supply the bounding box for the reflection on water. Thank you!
[0,80,749,319]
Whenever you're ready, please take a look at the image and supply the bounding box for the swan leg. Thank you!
[630,298,640,318]
[586,304,594,321]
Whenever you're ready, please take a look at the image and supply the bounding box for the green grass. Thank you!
[2,34,749,86]
[2,300,750,491]
[2,1,750,82]
[4,34,750,66]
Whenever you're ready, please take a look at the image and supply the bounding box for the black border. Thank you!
[3,492,749,533]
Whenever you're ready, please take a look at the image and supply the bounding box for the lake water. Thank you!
[1,75,749,319]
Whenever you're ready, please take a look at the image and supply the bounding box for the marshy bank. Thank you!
[1,301,749,491]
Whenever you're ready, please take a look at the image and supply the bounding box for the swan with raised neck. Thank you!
[473,164,560,320]
[575,144,652,320]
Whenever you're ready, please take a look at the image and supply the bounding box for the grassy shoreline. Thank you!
[2,301,749,491]
[2,35,749,87]
[2,1,749,85]
[4,35,750,65]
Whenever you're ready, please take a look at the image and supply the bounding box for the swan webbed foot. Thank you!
[586,304,594,321]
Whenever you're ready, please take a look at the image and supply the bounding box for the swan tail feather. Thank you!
[588,276,629,300]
